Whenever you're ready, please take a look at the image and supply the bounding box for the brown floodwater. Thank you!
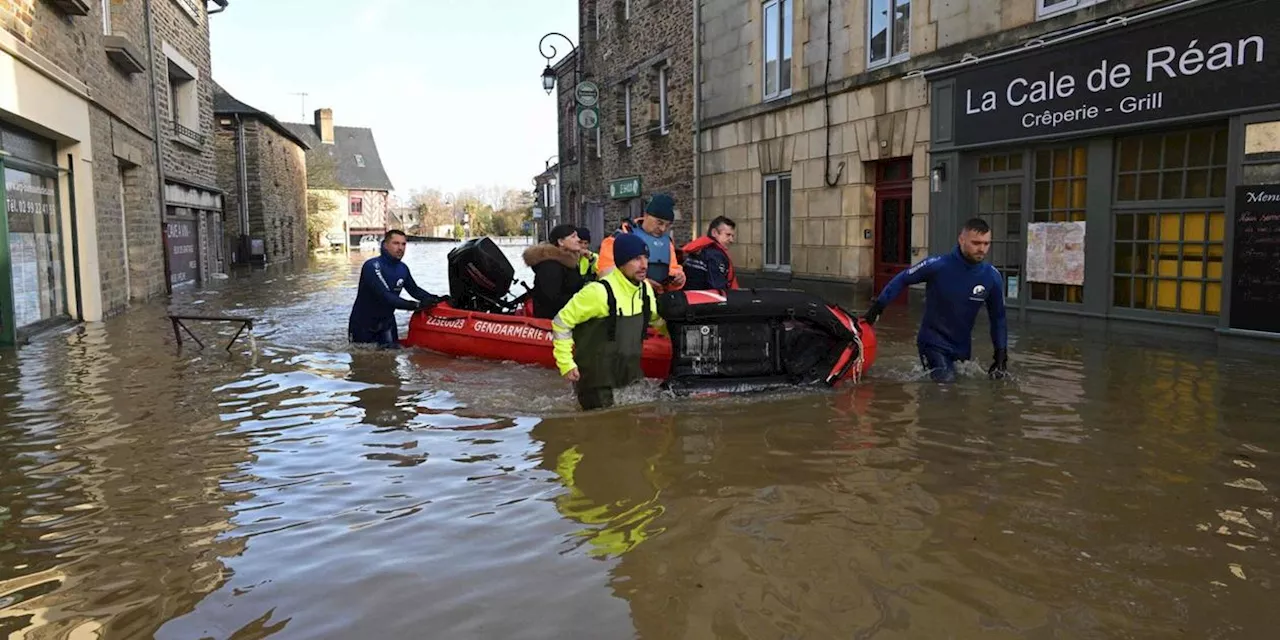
[1,243,1277,639]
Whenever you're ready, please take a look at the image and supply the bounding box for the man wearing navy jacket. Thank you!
[863,217,1009,382]
[348,229,446,348]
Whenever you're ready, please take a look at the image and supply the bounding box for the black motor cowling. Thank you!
[656,288,860,394]
[447,237,516,313]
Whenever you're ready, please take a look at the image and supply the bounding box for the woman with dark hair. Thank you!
[523,224,587,319]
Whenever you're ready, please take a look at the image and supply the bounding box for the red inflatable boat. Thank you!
[404,302,674,379]
[401,237,877,392]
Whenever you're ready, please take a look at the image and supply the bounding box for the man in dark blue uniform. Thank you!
[348,229,445,348]
[863,217,1009,382]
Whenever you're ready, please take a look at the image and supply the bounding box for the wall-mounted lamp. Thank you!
[930,161,947,193]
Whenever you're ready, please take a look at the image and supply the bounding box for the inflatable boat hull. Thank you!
[403,303,673,379]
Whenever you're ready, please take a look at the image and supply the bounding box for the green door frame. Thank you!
[0,155,15,346]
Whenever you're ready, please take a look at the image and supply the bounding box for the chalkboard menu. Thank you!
[1229,185,1280,334]
[165,219,199,286]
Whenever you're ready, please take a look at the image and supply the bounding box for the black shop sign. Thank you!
[165,218,199,285]
[943,0,1280,147]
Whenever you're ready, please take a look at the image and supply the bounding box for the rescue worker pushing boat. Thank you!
[553,233,664,410]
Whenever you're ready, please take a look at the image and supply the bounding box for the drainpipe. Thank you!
[66,153,83,319]
[822,0,845,187]
[235,113,249,262]
[692,0,702,235]
[143,0,172,293]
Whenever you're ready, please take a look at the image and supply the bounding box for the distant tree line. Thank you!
[405,186,535,239]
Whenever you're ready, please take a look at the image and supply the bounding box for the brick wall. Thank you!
[577,0,695,243]
[152,0,217,189]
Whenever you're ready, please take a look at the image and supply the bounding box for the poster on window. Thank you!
[1026,221,1086,286]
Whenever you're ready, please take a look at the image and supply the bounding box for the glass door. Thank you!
[3,164,66,335]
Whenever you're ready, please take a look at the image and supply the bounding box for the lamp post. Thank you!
[538,31,582,226]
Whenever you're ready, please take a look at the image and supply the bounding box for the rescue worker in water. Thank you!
[862,217,1009,382]
[552,233,664,410]
[347,229,446,348]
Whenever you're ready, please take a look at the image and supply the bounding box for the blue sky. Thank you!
[209,0,578,198]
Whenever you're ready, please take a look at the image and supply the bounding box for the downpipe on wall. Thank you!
[823,0,845,188]
[142,0,173,293]
[692,0,702,233]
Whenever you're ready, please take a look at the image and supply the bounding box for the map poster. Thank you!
[1026,221,1086,286]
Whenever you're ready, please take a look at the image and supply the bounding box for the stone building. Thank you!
[924,0,1280,342]
[284,109,395,250]
[212,82,310,266]
[571,0,696,242]
[0,0,227,344]
[550,50,579,231]
[152,0,226,288]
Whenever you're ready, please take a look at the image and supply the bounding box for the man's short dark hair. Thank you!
[384,229,407,243]
[963,218,991,234]
[707,215,736,236]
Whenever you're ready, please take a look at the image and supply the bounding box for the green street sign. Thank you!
[609,176,641,200]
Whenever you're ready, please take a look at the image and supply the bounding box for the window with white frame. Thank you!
[868,0,911,68]
[659,66,670,135]
[1037,0,1106,19]
[763,174,792,268]
[101,0,111,34]
[167,58,200,139]
[762,0,792,101]
[624,83,633,147]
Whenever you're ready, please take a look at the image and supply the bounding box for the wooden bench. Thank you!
[167,313,257,352]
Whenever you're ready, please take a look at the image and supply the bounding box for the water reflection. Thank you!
[1,243,1278,638]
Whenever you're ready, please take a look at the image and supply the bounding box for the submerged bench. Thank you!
[167,313,257,352]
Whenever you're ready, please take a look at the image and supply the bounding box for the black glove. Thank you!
[988,348,1008,379]
[417,295,446,310]
[862,301,885,326]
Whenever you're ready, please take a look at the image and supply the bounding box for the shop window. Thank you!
[762,0,793,101]
[977,152,1023,174]
[763,173,792,268]
[975,180,1023,298]
[1112,211,1224,315]
[868,0,911,68]
[1030,145,1087,303]
[1115,127,1228,202]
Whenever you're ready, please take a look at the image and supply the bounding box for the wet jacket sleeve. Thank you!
[986,269,1009,351]
[402,269,437,304]
[365,260,418,311]
[551,282,609,375]
[874,255,944,306]
[703,248,731,290]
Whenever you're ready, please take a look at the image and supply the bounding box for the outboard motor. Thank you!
[447,237,517,313]
[656,288,865,394]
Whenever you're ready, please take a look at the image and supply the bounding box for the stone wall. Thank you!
[251,123,308,263]
[152,0,217,189]
[577,0,695,242]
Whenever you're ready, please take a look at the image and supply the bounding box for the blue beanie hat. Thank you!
[612,233,648,267]
[644,194,675,221]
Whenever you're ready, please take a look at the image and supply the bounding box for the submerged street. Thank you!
[2,242,1278,638]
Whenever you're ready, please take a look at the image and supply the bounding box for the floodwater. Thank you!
[1,241,1278,639]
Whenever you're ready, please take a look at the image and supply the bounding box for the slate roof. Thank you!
[211,82,311,150]
[281,118,395,192]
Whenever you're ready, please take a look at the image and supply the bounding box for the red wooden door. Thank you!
[872,160,913,302]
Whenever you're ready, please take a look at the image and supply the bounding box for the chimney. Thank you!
[315,108,334,144]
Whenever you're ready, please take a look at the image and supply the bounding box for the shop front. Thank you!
[926,0,1280,340]
[1,124,72,344]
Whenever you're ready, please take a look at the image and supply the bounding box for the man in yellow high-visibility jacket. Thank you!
[553,233,664,410]
[576,226,598,280]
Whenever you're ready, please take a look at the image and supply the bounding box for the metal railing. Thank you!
[174,121,204,145]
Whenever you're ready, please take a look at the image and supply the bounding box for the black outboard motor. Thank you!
[657,288,862,395]
[447,237,517,313]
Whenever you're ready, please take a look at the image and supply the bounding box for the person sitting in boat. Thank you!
[522,224,587,319]
[680,215,739,290]
[553,233,664,411]
[597,193,685,293]
[576,226,598,281]
[862,217,1008,383]
[348,229,446,349]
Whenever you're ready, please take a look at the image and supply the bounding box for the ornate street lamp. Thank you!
[538,32,577,95]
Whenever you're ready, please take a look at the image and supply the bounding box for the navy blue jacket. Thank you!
[875,246,1008,360]
[348,249,436,333]
[682,243,733,290]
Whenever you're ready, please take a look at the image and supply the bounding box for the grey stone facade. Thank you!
[575,0,695,243]
[214,120,309,265]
